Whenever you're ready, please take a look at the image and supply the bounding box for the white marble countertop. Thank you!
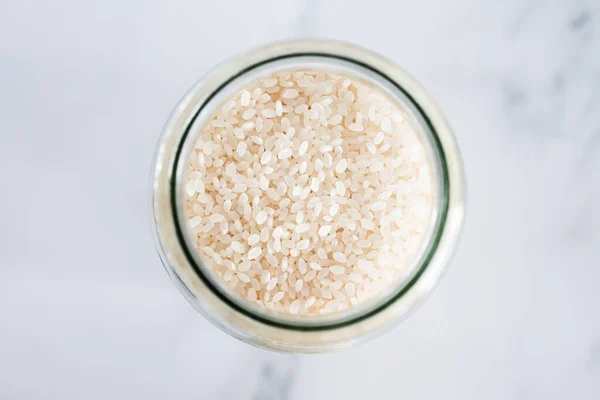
[1,0,599,398]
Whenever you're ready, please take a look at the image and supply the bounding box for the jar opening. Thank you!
[170,53,450,331]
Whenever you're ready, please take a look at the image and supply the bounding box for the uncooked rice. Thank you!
[184,69,433,315]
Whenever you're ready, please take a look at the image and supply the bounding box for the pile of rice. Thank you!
[184,69,432,315]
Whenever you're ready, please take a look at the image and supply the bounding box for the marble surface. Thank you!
[1,0,599,398]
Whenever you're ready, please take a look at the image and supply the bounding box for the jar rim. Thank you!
[151,39,465,352]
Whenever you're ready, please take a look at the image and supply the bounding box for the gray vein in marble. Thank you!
[504,0,537,37]
[501,80,528,110]
[576,128,600,171]
[501,3,598,140]
[292,0,320,37]
[588,338,600,371]
[570,9,591,31]
[251,355,298,400]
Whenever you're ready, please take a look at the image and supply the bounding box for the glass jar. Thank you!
[150,39,465,353]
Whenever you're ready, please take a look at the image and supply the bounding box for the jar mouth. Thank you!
[170,52,450,330]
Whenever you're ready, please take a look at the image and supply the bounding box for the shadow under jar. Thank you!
[151,39,466,353]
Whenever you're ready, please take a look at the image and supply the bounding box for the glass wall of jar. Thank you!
[150,39,466,353]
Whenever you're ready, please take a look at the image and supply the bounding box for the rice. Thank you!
[184,69,433,315]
